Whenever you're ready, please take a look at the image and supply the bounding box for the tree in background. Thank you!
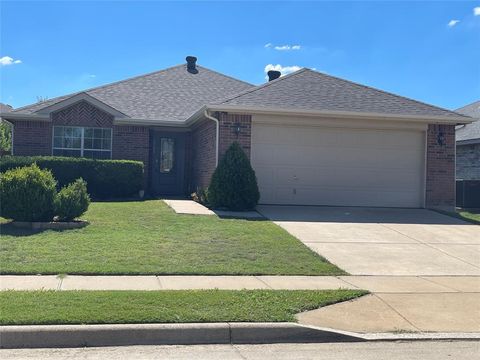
[0,121,12,155]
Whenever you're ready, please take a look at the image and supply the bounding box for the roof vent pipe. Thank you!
[267,70,281,81]
[186,56,198,74]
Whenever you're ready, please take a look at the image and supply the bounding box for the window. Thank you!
[53,126,112,159]
[160,138,174,173]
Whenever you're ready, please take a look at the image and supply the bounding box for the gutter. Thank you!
[0,113,50,121]
[205,105,473,125]
[204,109,220,166]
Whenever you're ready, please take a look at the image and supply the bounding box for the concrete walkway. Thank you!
[2,275,479,292]
[164,199,264,219]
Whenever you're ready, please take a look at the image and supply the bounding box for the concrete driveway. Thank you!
[257,206,480,276]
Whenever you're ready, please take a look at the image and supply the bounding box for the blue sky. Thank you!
[1,1,479,110]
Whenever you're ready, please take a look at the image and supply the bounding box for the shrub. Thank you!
[0,156,143,199]
[208,142,260,211]
[54,178,91,221]
[0,164,57,221]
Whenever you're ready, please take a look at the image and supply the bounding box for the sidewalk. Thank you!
[1,275,478,292]
[1,275,479,333]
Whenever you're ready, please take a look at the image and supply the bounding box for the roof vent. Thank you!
[267,70,281,81]
[186,56,198,74]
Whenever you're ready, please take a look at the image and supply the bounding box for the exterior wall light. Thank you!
[437,131,445,146]
[234,123,241,137]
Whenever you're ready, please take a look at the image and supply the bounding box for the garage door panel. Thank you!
[252,123,425,208]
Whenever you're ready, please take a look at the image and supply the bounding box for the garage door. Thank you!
[251,123,425,208]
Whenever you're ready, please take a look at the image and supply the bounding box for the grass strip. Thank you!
[0,289,366,325]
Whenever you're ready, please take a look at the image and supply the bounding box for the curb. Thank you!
[0,323,363,349]
[2,323,479,349]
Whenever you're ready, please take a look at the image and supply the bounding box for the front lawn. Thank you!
[0,200,343,275]
[0,289,366,325]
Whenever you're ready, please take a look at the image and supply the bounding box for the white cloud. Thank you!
[474,7,480,16]
[0,56,22,66]
[264,64,302,79]
[448,19,460,27]
[274,44,301,51]
[264,43,272,48]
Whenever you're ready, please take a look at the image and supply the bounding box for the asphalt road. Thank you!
[1,341,479,359]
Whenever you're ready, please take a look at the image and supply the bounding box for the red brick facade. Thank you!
[112,125,150,187]
[190,112,252,191]
[425,124,456,209]
[191,119,216,190]
[11,120,51,156]
[217,112,252,159]
[52,101,113,127]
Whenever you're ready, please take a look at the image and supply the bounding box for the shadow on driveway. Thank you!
[256,205,470,225]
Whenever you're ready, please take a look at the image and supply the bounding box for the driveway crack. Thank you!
[373,293,422,332]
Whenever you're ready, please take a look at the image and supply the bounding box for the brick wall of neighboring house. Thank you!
[191,119,216,190]
[456,143,480,180]
[217,112,252,159]
[112,125,150,189]
[11,120,51,156]
[425,124,456,209]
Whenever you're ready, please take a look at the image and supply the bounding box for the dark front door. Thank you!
[151,131,186,196]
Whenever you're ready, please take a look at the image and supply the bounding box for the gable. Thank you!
[51,100,114,128]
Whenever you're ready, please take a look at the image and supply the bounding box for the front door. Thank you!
[151,131,186,196]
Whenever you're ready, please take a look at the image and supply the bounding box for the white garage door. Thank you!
[251,123,425,208]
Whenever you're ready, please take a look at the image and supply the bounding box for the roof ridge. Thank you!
[12,63,188,113]
[219,68,309,104]
[196,65,254,87]
[455,99,480,111]
[304,69,466,118]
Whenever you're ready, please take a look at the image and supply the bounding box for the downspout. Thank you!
[204,109,219,166]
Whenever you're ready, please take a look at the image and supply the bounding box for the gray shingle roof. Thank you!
[456,101,480,143]
[0,103,13,113]
[11,64,254,121]
[218,68,466,119]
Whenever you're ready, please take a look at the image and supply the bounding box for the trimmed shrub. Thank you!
[0,164,57,221]
[208,142,260,211]
[54,178,91,221]
[0,156,143,199]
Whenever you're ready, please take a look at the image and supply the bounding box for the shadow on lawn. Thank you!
[0,221,75,237]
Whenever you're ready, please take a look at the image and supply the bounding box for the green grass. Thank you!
[0,289,366,325]
[0,200,343,275]
[435,209,480,225]
[458,210,480,224]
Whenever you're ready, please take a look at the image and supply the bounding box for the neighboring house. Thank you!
[455,101,480,180]
[0,57,471,210]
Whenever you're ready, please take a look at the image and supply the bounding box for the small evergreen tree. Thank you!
[208,142,260,211]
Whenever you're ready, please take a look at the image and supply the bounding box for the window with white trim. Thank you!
[53,126,112,159]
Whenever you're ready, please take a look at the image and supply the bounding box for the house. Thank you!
[455,101,480,180]
[0,57,471,210]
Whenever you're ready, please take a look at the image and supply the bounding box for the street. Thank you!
[1,341,478,360]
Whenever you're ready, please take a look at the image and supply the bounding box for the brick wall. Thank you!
[51,101,113,127]
[11,120,51,156]
[425,124,456,209]
[112,125,150,188]
[191,119,216,190]
[218,112,252,159]
[456,143,480,180]
[190,113,253,191]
